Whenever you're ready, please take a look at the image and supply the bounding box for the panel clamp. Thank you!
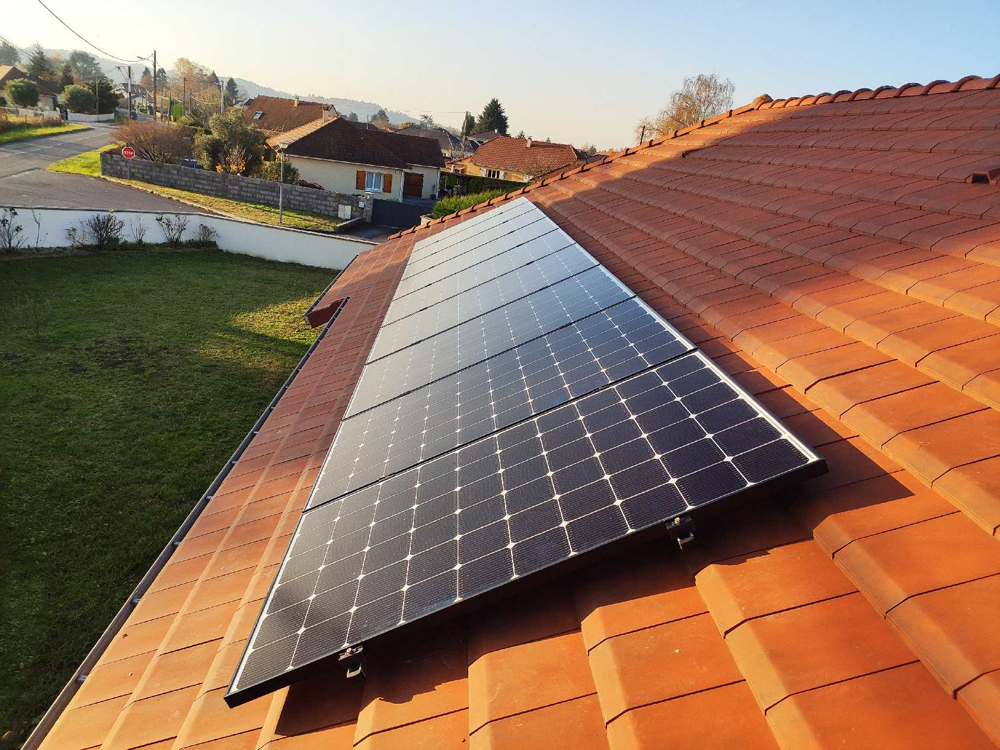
[666,515,695,549]
[339,645,368,681]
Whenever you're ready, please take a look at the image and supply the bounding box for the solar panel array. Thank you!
[226,197,825,705]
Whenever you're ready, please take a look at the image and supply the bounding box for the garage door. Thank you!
[403,172,424,198]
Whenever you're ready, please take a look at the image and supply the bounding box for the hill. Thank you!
[32,45,418,125]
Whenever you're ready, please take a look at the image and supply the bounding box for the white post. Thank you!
[279,149,285,225]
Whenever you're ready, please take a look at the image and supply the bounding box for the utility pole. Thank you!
[220,79,224,115]
[278,143,288,225]
[94,78,99,118]
[182,77,186,117]
[152,49,157,121]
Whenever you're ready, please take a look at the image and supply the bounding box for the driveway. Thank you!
[0,124,197,212]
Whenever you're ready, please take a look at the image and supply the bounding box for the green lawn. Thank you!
[0,250,336,744]
[46,144,344,233]
[47,143,119,177]
[0,122,90,144]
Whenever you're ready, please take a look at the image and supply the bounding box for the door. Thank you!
[403,171,424,198]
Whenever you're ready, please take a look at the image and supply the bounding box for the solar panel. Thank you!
[225,200,827,707]
[405,199,543,276]
[388,227,573,321]
[346,266,633,416]
[227,351,824,703]
[311,297,693,505]
[369,245,597,362]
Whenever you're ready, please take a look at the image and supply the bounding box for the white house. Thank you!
[268,117,445,201]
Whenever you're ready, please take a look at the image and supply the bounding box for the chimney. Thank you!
[526,138,532,148]
[322,106,331,122]
[293,96,299,107]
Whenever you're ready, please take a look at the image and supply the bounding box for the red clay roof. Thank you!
[274,117,445,169]
[37,74,1000,750]
[471,135,583,177]
[243,95,335,134]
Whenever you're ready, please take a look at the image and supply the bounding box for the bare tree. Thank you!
[635,73,735,142]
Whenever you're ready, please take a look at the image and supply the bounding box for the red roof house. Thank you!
[31,74,1000,750]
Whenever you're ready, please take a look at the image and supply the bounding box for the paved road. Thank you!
[0,124,196,211]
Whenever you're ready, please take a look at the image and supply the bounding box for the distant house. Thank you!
[448,135,585,182]
[467,129,503,147]
[113,82,151,110]
[269,116,445,201]
[396,126,471,159]
[243,95,337,134]
[0,65,58,110]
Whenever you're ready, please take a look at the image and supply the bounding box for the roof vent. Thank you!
[293,96,299,107]
[526,138,532,148]
[967,168,1000,186]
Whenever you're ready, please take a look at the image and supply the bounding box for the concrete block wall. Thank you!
[101,153,373,223]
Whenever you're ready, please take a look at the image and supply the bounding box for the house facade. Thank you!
[0,65,58,111]
[270,117,445,201]
[449,135,585,182]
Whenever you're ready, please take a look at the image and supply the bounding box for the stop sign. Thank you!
[122,146,136,159]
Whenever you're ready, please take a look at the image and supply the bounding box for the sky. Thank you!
[4,0,1000,147]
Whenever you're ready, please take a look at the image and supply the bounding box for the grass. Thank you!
[45,142,345,233]
[0,122,90,144]
[46,143,119,177]
[108,180,345,232]
[0,250,335,744]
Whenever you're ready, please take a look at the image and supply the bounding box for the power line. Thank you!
[34,0,145,63]
[0,34,29,58]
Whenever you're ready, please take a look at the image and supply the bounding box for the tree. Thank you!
[92,76,119,113]
[347,111,359,122]
[61,84,95,113]
[6,78,38,107]
[194,108,268,175]
[419,113,435,127]
[60,62,74,88]
[0,39,20,66]
[370,108,389,128]
[397,121,416,129]
[225,77,239,105]
[140,67,153,90]
[461,111,475,137]
[515,130,525,139]
[26,44,54,81]
[259,159,299,184]
[634,73,734,141]
[475,98,508,135]
[68,50,102,80]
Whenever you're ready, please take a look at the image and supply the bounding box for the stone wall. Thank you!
[101,153,373,222]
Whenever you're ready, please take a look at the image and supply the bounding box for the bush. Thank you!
[6,78,39,108]
[113,121,193,164]
[67,211,125,250]
[1,207,27,252]
[259,158,299,184]
[194,109,267,176]
[61,84,96,113]
[431,189,508,219]
[155,214,189,244]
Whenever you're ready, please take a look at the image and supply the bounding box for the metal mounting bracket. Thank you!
[339,645,367,681]
[666,515,695,549]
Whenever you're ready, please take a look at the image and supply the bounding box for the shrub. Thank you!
[5,78,39,108]
[0,95,7,106]
[259,158,299,184]
[195,224,218,247]
[155,214,190,244]
[113,121,193,164]
[1,207,26,252]
[431,189,508,219]
[194,109,267,176]
[61,84,96,113]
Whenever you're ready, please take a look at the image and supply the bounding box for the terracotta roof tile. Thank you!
[34,75,1000,750]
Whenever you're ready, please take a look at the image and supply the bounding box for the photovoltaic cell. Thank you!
[368,245,597,362]
[404,199,544,279]
[346,266,632,416]
[228,351,823,700]
[387,228,573,322]
[226,199,826,707]
[310,297,693,506]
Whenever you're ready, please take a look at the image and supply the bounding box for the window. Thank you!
[365,171,384,192]
[486,169,505,179]
[252,112,262,120]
